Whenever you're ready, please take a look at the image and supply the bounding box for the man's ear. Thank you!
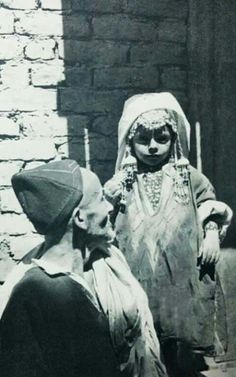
[72,206,87,231]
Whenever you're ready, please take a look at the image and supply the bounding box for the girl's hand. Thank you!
[199,223,220,265]
[198,200,233,242]
[104,171,125,204]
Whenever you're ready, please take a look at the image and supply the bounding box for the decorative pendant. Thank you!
[173,157,190,205]
[119,146,137,213]
[142,170,163,211]
[128,110,177,140]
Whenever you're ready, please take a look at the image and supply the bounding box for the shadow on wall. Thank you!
[57,0,188,184]
[58,0,131,184]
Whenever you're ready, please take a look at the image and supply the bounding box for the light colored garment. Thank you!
[114,164,219,349]
[105,92,232,354]
[116,92,191,171]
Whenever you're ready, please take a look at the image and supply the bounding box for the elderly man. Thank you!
[0,160,166,377]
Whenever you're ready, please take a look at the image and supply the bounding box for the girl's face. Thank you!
[132,125,173,167]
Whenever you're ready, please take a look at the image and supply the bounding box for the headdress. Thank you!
[115,92,191,208]
[128,109,178,140]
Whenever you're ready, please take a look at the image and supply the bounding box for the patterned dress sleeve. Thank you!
[189,165,216,205]
[189,165,233,239]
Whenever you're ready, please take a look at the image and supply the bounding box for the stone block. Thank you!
[59,88,126,114]
[0,36,23,60]
[0,0,38,9]
[65,67,91,87]
[15,12,89,38]
[31,63,65,87]
[0,9,14,34]
[0,188,22,213]
[63,15,90,39]
[0,161,23,186]
[71,0,125,13]
[131,42,187,65]
[89,133,117,162]
[0,237,16,282]
[25,161,46,170]
[18,112,89,138]
[19,113,54,137]
[158,21,187,43]
[91,115,119,136]
[41,0,71,10]
[0,259,16,283]
[0,139,56,161]
[10,234,43,260]
[92,15,157,41]
[60,40,128,66]
[0,117,19,136]
[161,67,187,90]
[0,88,57,111]
[52,114,89,137]
[92,160,115,185]
[24,39,56,60]
[167,90,187,111]
[94,66,159,89]
[0,64,30,87]
[0,213,34,235]
[56,138,85,161]
[0,236,10,255]
[125,0,188,19]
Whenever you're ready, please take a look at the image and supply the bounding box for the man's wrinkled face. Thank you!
[79,169,114,251]
[85,189,114,241]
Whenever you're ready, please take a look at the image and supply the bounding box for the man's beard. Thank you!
[85,220,115,253]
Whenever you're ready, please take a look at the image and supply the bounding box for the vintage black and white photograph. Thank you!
[0,1,235,376]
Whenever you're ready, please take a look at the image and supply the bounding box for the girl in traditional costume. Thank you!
[104,92,232,377]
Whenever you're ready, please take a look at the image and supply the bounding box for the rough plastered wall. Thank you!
[0,0,188,281]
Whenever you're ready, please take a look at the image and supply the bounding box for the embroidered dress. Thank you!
[115,164,217,350]
[105,92,232,354]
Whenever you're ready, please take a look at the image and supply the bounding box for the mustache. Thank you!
[86,218,114,238]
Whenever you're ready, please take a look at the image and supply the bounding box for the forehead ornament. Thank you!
[128,110,177,141]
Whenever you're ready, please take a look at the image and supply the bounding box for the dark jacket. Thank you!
[0,267,123,377]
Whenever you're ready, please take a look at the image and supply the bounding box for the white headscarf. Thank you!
[115,92,191,171]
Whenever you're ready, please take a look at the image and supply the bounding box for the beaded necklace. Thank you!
[142,170,163,211]
[118,110,190,212]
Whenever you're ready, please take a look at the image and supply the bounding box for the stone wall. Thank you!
[0,0,188,281]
